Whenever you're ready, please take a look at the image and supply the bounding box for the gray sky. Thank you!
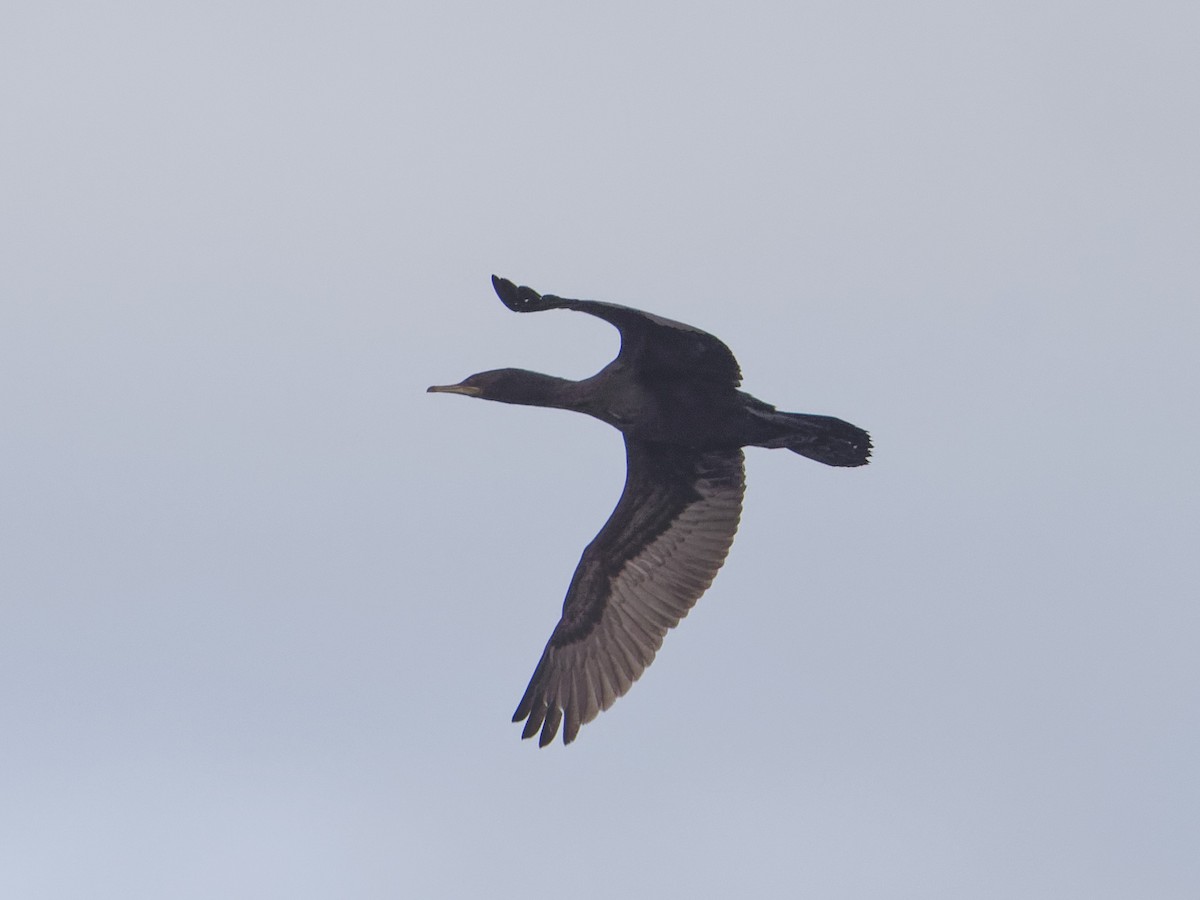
[2,2,1197,897]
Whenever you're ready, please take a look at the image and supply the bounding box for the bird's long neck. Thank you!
[495,370,592,414]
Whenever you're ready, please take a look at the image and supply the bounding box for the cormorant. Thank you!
[428,276,871,746]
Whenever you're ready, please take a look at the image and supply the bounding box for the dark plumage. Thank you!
[428,276,871,746]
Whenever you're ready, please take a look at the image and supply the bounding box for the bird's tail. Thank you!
[752,410,872,467]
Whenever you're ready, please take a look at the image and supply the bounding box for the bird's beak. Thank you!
[427,382,482,397]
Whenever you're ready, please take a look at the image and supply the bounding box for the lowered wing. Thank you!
[513,438,745,746]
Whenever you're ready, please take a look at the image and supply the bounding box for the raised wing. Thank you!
[513,439,745,746]
[492,275,743,387]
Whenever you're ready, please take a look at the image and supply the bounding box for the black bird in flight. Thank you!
[428,276,871,746]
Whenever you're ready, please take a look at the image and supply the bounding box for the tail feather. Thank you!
[755,411,872,467]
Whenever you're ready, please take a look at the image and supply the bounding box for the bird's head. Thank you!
[427,368,574,408]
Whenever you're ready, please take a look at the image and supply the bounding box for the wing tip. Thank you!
[491,274,518,306]
[514,698,576,748]
[491,274,542,312]
[491,275,573,314]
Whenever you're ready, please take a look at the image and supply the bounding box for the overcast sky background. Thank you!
[2,2,1197,898]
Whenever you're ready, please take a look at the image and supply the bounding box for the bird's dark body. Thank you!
[428,276,870,746]
[573,362,754,447]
